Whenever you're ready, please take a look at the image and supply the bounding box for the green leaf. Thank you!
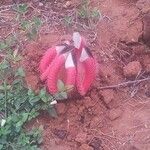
[28,89,35,97]
[39,88,46,97]
[54,92,68,100]
[13,78,22,84]
[81,0,90,5]
[18,133,30,146]
[0,93,4,99]
[28,110,39,121]
[16,122,23,132]
[16,3,28,14]
[47,107,58,118]
[22,113,29,122]
[5,35,16,47]
[14,99,22,110]
[27,28,38,40]
[63,16,73,26]
[57,80,65,92]
[0,59,44,149]
[0,41,8,50]
[0,85,11,90]
[78,5,89,19]
[60,92,68,99]
[15,67,25,77]
[0,60,9,70]
[90,8,101,19]
[0,144,3,149]
[65,85,74,92]
[21,20,31,30]
[39,88,49,102]
[33,17,42,28]
[29,97,40,106]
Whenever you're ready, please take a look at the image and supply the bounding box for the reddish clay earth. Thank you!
[1,0,150,150]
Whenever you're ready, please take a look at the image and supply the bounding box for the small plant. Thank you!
[0,37,22,64]
[13,3,42,40]
[90,8,101,19]
[20,16,42,40]
[63,16,73,27]
[0,36,22,63]
[54,80,70,100]
[0,64,58,149]
[61,0,102,29]
[77,0,102,26]
[0,66,40,149]
[13,3,28,15]
[0,37,61,149]
[22,17,42,40]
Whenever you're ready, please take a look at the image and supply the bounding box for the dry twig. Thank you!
[98,77,150,90]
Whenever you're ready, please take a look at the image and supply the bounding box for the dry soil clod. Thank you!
[108,107,123,121]
[25,73,39,92]
[84,97,95,108]
[123,61,142,77]
[79,144,93,150]
[55,103,67,115]
[99,89,115,104]
[75,132,87,143]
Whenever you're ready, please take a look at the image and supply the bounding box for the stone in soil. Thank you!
[131,44,147,54]
[63,1,72,8]
[99,89,115,104]
[55,103,67,115]
[89,137,103,150]
[142,12,150,46]
[145,88,150,97]
[108,107,123,121]
[53,129,68,140]
[75,132,87,143]
[123,61,142,77]
[142,55,150,73]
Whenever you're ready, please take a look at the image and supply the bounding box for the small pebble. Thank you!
[39,2,43,7]
[123,61,142,77]
[89,137,103,149]
[53,129,67,140]
[63,1,72,8]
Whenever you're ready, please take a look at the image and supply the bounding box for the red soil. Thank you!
[4,0,150,149]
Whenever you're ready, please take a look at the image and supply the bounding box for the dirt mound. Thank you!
[1,0,149,149]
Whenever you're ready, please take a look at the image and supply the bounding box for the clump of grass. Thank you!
[13,3,28,15]
[63,0,102,30]
[77,0,102,25]
[20,16,42,40]
[63,16,73,27]
[13,3,42,40]
[0,35,21,63]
